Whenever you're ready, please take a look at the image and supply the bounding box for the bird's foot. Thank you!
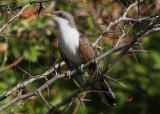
[65,70,71,78]
[80,64,84,73]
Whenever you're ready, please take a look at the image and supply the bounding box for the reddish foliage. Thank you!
[21,8,39,21]
[125,96,133,102]
[0,44,7,53]
[50,89,58,96]
[81,0,87,3]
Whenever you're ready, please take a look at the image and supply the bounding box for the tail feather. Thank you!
[74,74,86,88]
[94,79,116,106]
[89,65,116,106]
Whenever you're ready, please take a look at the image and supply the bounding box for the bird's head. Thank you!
[41,11,76,28]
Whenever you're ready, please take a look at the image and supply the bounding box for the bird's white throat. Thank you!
[57,19,84,65]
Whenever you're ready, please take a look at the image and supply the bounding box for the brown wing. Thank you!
[79,34,96,63]
[79,34,96,75]
[79,35,116,105]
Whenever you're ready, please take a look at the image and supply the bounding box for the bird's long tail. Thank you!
[89,65,116,106]
[94,79,116,106]
[74,74,86,88]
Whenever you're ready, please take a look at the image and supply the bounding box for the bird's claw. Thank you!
[65,70,71,78]
[80,64,84,72]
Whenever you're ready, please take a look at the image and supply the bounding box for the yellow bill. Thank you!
[41,13,55,18]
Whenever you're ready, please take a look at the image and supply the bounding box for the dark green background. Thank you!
[0,0,159,113]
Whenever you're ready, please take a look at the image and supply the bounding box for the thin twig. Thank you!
[72,92,87,114]
[92,0,144,47]
[0,3,30,34]
[39,91,51,109]
[0,57,23,72]
[0,62,65,102]
[103,75,127,88]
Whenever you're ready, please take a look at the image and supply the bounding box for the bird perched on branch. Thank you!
[41,11,116,106]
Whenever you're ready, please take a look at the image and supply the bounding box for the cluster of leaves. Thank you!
[0,0,160,113]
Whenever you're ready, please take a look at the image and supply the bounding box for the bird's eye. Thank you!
[58,13,64,18]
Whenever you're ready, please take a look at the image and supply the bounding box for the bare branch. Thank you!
[0,62,65,102]
[0,0,55,35]
[39,91,51,109]
[0,57,24,72]
[72,92,87,114]
[0,3,30,34]
[93,0,144,47]
[103,75,126,88]
[0,0,159,113]
[102,17,160,74]
[0,41,130,111]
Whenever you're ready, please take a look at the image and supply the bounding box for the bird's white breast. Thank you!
[58,22,84,65]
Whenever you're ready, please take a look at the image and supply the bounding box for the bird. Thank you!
[41,11,116,106]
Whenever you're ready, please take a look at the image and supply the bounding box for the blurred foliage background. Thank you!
[0,0,160,113]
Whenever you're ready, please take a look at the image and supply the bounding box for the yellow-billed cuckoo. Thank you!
[41,11,116,106]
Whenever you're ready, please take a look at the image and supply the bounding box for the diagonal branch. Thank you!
[0,41,131,112]
[0,0,160,113]
[0,0,55,35]
[92,0,144,47]
[102,18,160,74]
[0,16,159,114]
[0,3,30,34]
[0,62,65,102]
[47,16,160,114]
